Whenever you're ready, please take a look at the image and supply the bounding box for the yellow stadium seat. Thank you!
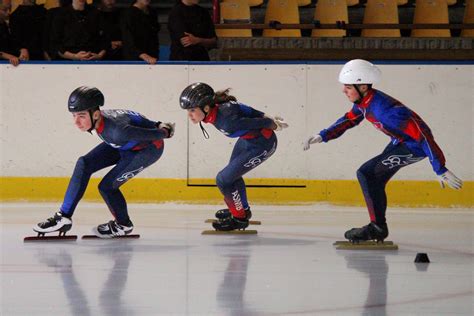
[36,0,92,9]
[312,0,355,37]
[461,0,474,37]
[217,0,252,37]
[411,0,450,37]
[362,0,401,37]
[248,0,264,6]
[347,0,359,5]
[263,0,301,37]
[10,0,20,13]
[223,0,264,7]
[297,0,312,6]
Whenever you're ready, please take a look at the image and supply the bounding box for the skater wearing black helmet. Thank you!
[33,86,175,238]
[180,82,288,231]
[303,59,462,243]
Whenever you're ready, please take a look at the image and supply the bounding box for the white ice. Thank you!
[1,203,473,315]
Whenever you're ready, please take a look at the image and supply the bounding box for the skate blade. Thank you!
[81,234,140,240]
[204,219,261,225]
[333,240,394,246]
[201,230,258,235]
[334,241,398,250]
[24,235,77,242]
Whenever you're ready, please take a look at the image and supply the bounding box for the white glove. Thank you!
[303,134,323,151]
[437,170,462,190]
[272,116,288,131]
[159,122,175,138]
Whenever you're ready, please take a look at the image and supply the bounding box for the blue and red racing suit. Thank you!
[202,101,277,219]
[61,109,168,225]
[319,89,446,224]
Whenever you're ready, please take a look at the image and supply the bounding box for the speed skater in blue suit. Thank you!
[303,59,462,242]
[180,82,288,231]
[33,86,175,238]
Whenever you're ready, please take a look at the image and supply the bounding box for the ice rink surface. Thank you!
[1,203,473,315]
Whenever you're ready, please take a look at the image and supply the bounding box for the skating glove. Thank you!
[265,115,288,131]
[437,170,463,190]
[303,134,322,151]
[158,122,175,138]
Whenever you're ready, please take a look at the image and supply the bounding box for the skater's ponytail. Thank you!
[214,88,237,105]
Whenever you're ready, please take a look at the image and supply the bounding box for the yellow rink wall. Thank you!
[1,177,472,208]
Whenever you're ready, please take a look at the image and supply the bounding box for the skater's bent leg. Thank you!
[216,136,277,218]
[98,179,130,225]
[357,143,425,225]
[356,164,390,225]
[216,170,248,218]
[99,146,163,225]
[60,143,120,217]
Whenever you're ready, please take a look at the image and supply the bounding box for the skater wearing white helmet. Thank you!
[304,59,462,243]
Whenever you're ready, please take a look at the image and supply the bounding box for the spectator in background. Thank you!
[168,0,217,61]
[42,0,71,60]
[98,0,122,60]
[49,0,107,61]
[120,0,160,64]
[9,0,47,60]
[0,2,21,66]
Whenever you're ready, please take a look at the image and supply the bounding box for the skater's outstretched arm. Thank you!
[304,104,363,150]
[319,104,364,141]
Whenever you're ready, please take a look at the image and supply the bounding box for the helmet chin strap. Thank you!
[199,106,210,139]
[87,110,97,133]
[353,84,363,104]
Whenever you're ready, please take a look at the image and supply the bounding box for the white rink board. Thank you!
[0,63,472,180]
[187,64,307,180]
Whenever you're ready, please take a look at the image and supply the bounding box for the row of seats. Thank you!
[217,0,474,37]
[8,0,93,11]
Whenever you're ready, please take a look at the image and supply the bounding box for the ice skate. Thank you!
[25,212,77,241]
[202,210,257,235]
[344,222,389,243]
[205,208,261,225]
[334,222,397,250]
[212,216,250,231]
[89,220,136,239]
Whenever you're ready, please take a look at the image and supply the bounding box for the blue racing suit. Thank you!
[60,109,168,225]
[202,101,277,219]
[319,89,446,224]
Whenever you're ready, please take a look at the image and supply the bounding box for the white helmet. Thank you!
[338,59,381,85]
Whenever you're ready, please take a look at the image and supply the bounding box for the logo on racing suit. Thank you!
[243,143,276,169]
[381,154,423,169]
[232,190,244,211]
[117,166,144,182]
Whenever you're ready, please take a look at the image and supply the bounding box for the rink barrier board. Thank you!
[0,177,472,207]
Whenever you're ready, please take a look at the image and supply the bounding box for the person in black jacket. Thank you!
[168,0,216,61]
[98,0,122,60]
[120,0,159,64]
[42,0,71,60]
[9,0,47,60]
[0,2,21,66]
[49,0,107,61]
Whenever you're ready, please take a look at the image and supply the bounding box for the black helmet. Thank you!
[68,86,104,112]
[179,82,215,110]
